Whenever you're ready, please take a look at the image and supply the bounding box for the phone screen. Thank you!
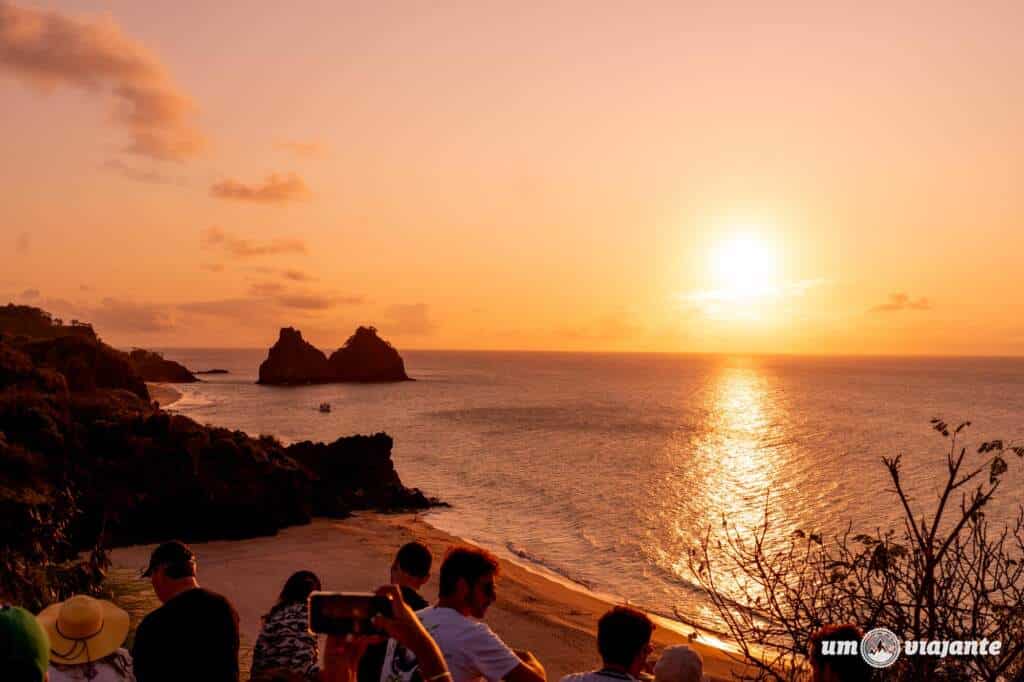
[308,592,392,635]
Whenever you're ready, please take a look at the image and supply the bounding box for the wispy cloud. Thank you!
[210,173,309,203]
[870,292,931,313]
[15,231,30,255]
[684,279,825,306]
[679,278,825,320]
[201,226,306,258]
[0,1,204,160]
[103,158,184,185]
[179,291,362,320]
[276,140,326,159]
[44,296,175,333]
[282,269,315,282]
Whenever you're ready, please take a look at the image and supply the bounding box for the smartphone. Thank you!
[308,591,393,636]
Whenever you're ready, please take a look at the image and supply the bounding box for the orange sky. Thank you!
[2,1,1022,354]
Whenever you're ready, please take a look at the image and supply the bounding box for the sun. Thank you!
[710,234,778,299]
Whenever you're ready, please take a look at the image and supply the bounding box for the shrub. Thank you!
[689,420,1024,681]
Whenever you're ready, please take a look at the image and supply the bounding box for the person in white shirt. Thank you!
[559,607,654,682]
[381,546,546,682]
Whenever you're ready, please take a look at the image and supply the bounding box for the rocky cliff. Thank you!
[129,349,199,383]
[258,326,410,384]
[0,306,439,610]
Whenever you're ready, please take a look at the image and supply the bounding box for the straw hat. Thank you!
[36,595,130,665]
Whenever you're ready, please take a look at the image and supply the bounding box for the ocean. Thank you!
[155,349,1024,633]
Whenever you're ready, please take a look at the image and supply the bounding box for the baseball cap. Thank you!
[0,604,50,682]
[141,540,196,577]
[654,645,708,682]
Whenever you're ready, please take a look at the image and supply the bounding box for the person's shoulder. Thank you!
[559,672,600,682]
[462,616,509,647]
[193,587,237,611]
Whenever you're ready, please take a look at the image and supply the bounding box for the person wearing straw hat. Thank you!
[36,595,135,681]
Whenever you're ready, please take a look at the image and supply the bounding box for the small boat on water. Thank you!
[319,402,331,413]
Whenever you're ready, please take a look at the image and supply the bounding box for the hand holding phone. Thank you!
[308,591,394,636]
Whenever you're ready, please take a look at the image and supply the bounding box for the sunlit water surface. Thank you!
[156,350,1024,632]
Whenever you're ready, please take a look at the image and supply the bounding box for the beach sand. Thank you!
[146,382,182,408]
[109,514,743,681]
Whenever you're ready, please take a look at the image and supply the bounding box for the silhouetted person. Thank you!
[560,607,654,682]
[359,542,434,682]
[381,546,545,682]
[252,571,322,679]
[132,541,240,682]
[809,624,871,682]
[0,604,50,682]
[391,541,432,610]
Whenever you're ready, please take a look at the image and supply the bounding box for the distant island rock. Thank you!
[257,327,331,385]
[194,368,229,375]
[258,326,411,385]
[129,349,199,383]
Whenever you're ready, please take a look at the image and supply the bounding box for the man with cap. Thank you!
[0,604,50,682]
[132,540,240,682]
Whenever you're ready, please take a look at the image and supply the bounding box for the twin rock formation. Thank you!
[259,326,410,385]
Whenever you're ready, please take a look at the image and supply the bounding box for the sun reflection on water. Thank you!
[694,364,780,534]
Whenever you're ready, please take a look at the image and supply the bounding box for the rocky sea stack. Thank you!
[258,325,411,385]
[0,305,439,610]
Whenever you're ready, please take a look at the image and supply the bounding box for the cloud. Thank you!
[684,279,825,305]
[277,294,334,310]
[276,140,326,159]
[177,291,362,324]
[249,281,285,297]
[201,226,306,258]
[382,303,436,336]
[870,292,931,313]
[15,231,29,254]
[282,269,315,282]
[43,296,175,334]
[103,158,184,185]
[210,173,309,203]
[201,263,224,272]
[90,297,174,332]
[0,2,204,160]
[680,278,826,320]
[19,287,39,301]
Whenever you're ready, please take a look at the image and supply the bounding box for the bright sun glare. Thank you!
[711,234,778,299]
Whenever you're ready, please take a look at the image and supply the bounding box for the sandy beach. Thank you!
[146,382,182,408]
[110,514,743,681]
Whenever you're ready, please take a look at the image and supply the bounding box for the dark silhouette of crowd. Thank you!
[1,538,874,682]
